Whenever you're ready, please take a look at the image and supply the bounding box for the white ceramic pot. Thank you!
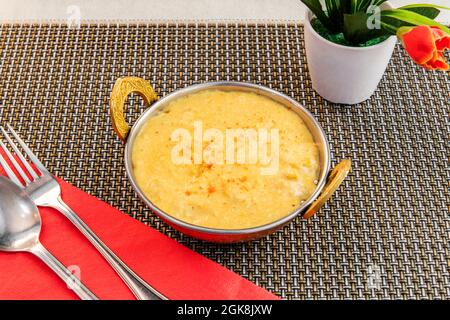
[304,6,397,104]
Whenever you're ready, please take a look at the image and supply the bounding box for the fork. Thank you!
[0,124,167,300]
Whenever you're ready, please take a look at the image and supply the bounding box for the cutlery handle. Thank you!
[52,196,167,300]
[30,242,98,300]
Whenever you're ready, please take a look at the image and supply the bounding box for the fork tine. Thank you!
[6,124,49,176]
[0,140,31,184]
[1,126,40,180]
[0,153,23,187]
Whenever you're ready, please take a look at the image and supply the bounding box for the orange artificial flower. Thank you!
[397,25,450,71]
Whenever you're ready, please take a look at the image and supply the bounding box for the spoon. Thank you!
[0,177,98,300]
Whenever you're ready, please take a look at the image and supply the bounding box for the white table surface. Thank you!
[1,0,449,23]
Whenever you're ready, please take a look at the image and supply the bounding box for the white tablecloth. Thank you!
[1,0,449,23]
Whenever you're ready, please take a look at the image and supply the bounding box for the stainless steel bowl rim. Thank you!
[124,81,331,235]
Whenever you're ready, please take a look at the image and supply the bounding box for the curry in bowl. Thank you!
[110,78,350,242]
[131,90,320,229]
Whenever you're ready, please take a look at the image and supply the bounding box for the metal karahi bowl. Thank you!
[110,77,351,243]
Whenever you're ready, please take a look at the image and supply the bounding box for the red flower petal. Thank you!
[435,37,450,52]
[431,26,450,51]
[402,26,436,65]
[430,52,449,71]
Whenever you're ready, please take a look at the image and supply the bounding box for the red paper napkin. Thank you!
[0,159,278,300]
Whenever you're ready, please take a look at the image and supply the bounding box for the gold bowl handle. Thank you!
[110,77,159,142]
[303,159,351,219]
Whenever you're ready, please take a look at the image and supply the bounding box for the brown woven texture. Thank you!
[0,23,448,299]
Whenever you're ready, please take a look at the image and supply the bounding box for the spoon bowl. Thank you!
[0,177,41,251]
[0,176,97,300]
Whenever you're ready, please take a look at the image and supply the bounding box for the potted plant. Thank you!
[301,1,450,104]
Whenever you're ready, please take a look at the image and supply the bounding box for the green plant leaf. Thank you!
[304,0,450,45]
[349,0,358,13]
[354,0,364,12]
[357,0,388,12]
[301,0,339,32]
[380,16,411,35]
[398,4,448,19]
[381,9,450,34]
[325,0,343,29]
[341,0,353,13]
[400,4,450,11]
[380,21,399,34]
[359,0,387,12]
[343,11,387,44]
[379,4,447,34]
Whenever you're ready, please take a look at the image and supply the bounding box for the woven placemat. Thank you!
[0,23,448,299]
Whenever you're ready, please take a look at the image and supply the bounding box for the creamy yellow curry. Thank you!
[132,90,320,229]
